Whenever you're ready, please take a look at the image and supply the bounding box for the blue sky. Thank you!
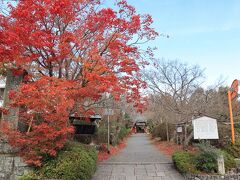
[104,0,240,87]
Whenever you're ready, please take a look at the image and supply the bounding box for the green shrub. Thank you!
[19,171,41,180]
[194,151,218,173]
[194,150,236,173]
[194,142,218,152]
[118,126,129,140]
[224,143,240,158]
[110,125,130,146]
[221,150,236,171]
[194,142,219,173]
[96,123,130,146]
[173,143,236,174]
[172,151,197,174]
[21,141,97,180]
[194,142,236,173]
[40,141,97,180]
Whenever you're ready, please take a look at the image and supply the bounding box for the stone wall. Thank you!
[185,173,240,180]
[0,141,30,180]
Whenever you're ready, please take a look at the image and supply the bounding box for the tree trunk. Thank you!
[166,122,169,142]
[184,131,194,149]
[184,125,187,143]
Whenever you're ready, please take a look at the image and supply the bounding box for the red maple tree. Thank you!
[0,0,157,166]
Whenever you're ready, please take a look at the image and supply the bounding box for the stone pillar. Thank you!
[218,154,225,175]
[2,69,23,129]
[0,69,29,179]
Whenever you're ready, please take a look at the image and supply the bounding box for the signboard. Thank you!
[104,109,114,116]
[176,126,183,133]
[192,116,219,140]
[230,79,239,100]
[136,122,146,126]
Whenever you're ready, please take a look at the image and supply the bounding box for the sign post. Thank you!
[228,90,235,144]
[104,109,114,153]
[228,79,239,144]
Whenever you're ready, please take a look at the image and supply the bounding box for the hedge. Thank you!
[172,143,236,175]
[172,151,197,174]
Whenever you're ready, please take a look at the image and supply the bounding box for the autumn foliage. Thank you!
[1,77,76,166]
[0,0,157,166]
[97,140,127,162]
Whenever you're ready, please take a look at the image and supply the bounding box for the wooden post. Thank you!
[176,134,179,145]
[184,125,187,143]
[228,90,235,144]
[107,113,110,154]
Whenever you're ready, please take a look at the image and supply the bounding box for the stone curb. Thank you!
[98,161,172,165]
[184,173,240,180]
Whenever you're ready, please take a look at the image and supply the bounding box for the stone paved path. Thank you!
[92,134,185,180]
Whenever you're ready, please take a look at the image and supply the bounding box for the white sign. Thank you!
[192,116,219,140]
[136,122,146,126]
[104,109,114,116]
[176,126,183,133]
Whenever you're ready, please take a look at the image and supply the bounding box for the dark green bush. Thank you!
[194,151,218,173]
[172,151,197,174]
[40,141,97,180]
[118,126,130,140]
[224,143,240,158]
[194,142,217,152]
[194,142,219,173]
[194,142,236,173]
[21,141,97,180]
[173,143,236,175]
[221,150,236,171]
[194,150,235,173]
